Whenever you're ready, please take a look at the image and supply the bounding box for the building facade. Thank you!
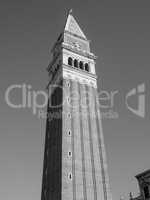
[41,11,112,200]
[130,170,150,200]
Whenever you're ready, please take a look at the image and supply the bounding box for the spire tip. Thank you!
[68,9,73,15]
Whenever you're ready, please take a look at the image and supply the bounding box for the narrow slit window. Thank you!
[67,81,70,87]
[68,113,71,118]
[69,173,72,180]
[67,97,70,103]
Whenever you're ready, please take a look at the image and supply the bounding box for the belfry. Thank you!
[41,11,112,200]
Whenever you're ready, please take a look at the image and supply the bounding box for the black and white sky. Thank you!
[0,0,150,200]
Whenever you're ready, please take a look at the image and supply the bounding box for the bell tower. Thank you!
[41,11,112,200]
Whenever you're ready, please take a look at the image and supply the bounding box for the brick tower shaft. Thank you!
[41,11,112,200]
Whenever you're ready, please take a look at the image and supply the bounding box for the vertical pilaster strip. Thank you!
[79,83,87,200]
[88,85,107,200]
[62,79,73,200]
[94,88,112,200]
[80,83,94,200]
[70,79,76,200]
[72,80,84,200]
[85,85,97,200]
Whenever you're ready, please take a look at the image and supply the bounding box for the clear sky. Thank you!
[0,0,150,200]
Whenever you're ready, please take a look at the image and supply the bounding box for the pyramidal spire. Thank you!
[64,10,87,39]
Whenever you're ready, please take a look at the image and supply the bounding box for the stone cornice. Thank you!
[63,64,97,80]
[62,42,97,60]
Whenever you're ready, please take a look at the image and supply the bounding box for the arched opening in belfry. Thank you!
[74,59,78,68]
[79,61,84,70]
[68,57,73,66]
[85,63,90,72]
